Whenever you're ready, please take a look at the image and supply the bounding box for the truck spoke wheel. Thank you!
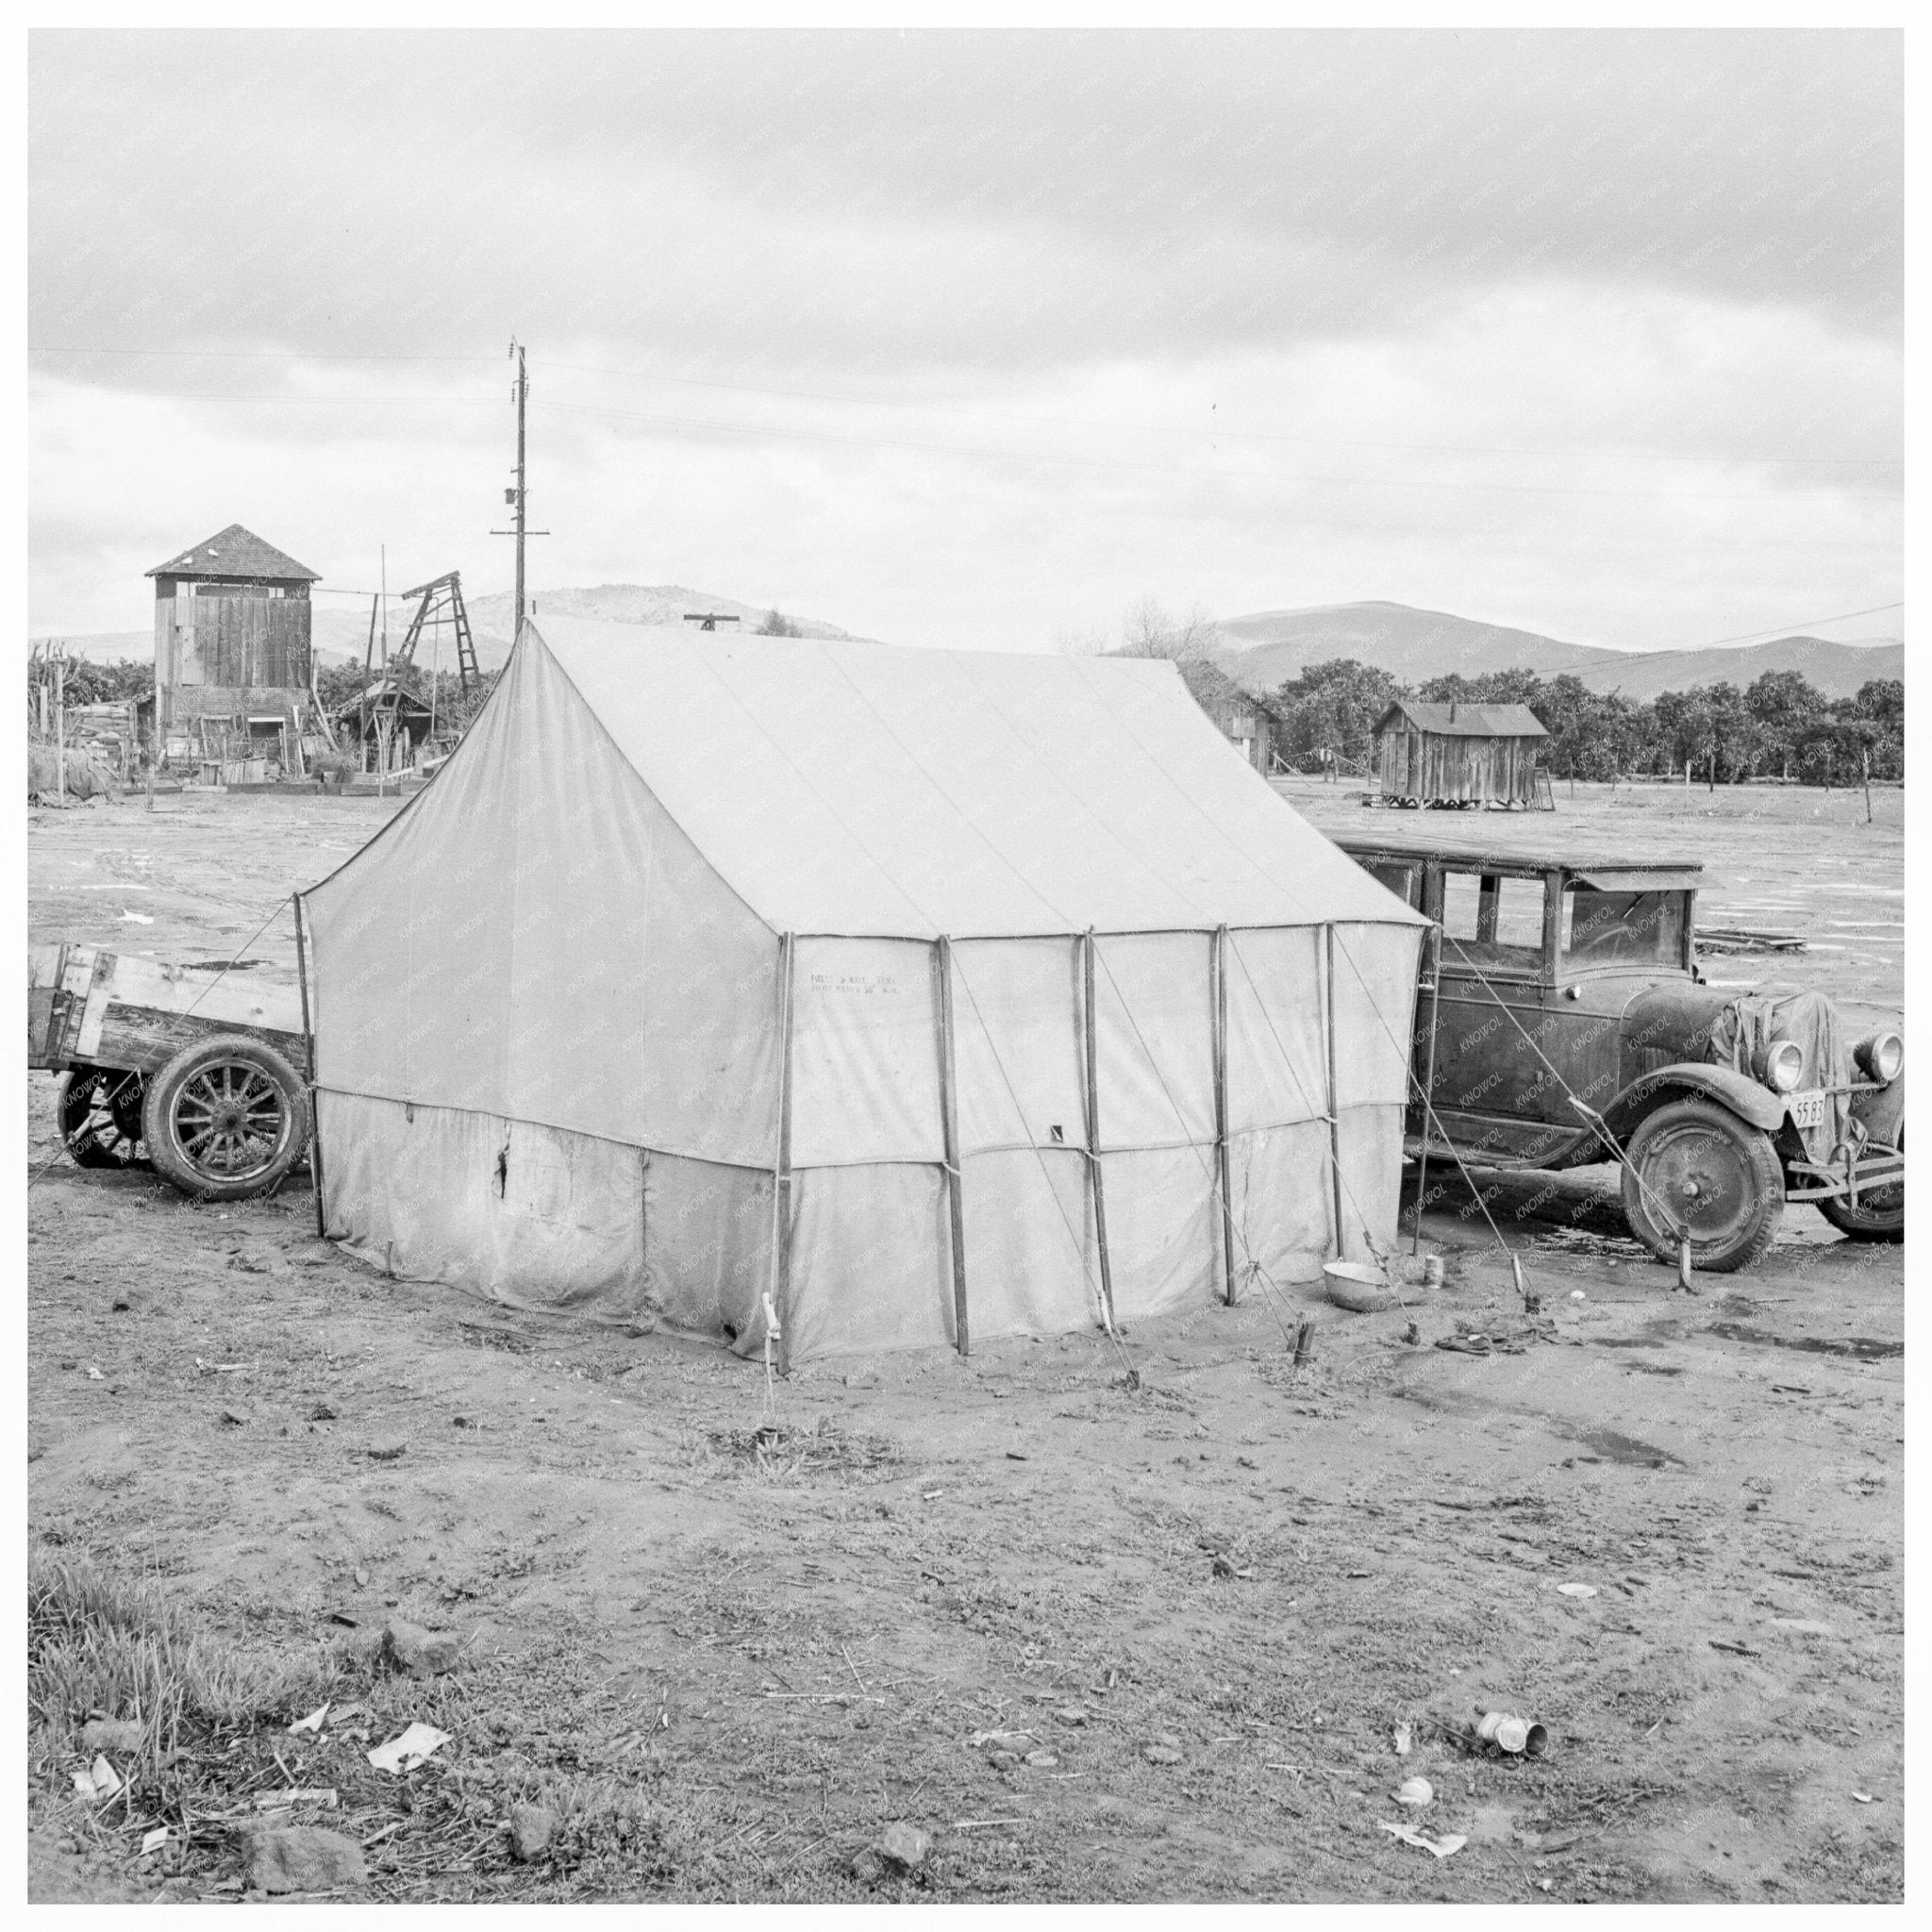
[141,1035,311,1201]
[57,1068,149,1171]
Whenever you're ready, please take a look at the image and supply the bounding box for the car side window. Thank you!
[1441,872,1544,970]
[1563,890,1685,965]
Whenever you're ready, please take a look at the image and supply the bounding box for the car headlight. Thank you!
[1855,1031,1905,1083]
[1754,1039,1805,1092]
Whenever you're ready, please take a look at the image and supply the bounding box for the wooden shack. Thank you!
[1178,659,1282,774]
[1372,698,1550,808]
[146,525,320,770]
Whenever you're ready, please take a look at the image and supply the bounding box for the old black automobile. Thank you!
[1332,832,1905,1272]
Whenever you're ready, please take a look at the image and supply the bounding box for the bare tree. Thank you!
[1117,596,1219,662]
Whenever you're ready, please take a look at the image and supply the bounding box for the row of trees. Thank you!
[1268,659,1904,786]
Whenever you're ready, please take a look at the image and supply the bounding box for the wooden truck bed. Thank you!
[28,943,310,1078]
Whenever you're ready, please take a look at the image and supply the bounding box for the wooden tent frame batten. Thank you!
[1212,924,1236,1304]
[773,931,798,1374]
[292,891,327,1241]
[1079,930,1118,1329]
[1323,924,1346,1257]
[933,936,970,1356]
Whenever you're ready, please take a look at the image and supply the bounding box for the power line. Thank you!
[1667,603,1904,651]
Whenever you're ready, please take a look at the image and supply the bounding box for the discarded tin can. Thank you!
[1474,1711,1548,1757]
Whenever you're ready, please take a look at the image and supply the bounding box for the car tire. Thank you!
[1816,1125,1905,1243]
[1621,1096,1784,1274]
[141,1034,311,1201]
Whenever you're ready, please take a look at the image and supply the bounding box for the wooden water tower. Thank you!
[146,525,320,765]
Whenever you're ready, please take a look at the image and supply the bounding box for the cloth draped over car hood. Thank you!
[1705,990,1849,1163]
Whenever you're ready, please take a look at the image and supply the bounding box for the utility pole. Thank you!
[491,340,549,636]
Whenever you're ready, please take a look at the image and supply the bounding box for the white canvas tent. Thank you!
[301,618,1427,1365]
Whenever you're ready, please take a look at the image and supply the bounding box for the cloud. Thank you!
[26,29,1902,655]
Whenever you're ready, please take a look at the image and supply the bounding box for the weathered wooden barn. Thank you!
[1179,659,1282,774]
[1372,698,1550,808]
[147,525,320,767]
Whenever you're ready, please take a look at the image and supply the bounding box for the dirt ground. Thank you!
[25,781,1905,1903]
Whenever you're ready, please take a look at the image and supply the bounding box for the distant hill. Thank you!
[1215,601,1903,702]
[29,583,865,675]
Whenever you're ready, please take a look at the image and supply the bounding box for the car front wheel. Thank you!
[1621,1096,1784,1273]
[1816,1124,1905,1242]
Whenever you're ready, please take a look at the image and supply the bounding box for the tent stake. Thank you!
[934,937,970,1356]
[1212,925,1236,1304]
[1080,930,1118,1330]
[1323,924,1347,1258]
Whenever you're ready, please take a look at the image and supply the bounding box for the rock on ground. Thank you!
[508,1803,558,1862]
[874,1822,931,1869]
[382,1617,462,1676]
[242,1826,367,1894]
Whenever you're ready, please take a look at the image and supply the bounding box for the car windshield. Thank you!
[1440,872,1544,973]
[1562,889,1685,966]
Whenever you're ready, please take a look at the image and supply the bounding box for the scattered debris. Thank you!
[1393,1722,1413,1758]
[287,1704,330,1735]
[141,1826,172,1856]
[1708,1640,1761,1658]
[73,1756,123,1803]
[366,1722,451,1774]
[508,1802,558,1861]
[1474,1711,1549,1757]
[1142,1736,1184,1765]
[1057,1707,1090,1725]
[1434,1336,1491,1356]
[1024,1750,1058,1768]
[1557,1583,1598,1599]
[366,1444,407,1462]
[1852,1791,1874,1805]
[1395,1776,1434,1808]
[968,1730,1033,1752]
[1379,1819,1468,1858]
[241,1824,368,1894]
[254,1788,339,1811]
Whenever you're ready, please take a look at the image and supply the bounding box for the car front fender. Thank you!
[1593,1063,1787,1144]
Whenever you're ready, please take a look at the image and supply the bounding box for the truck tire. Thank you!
[1621,1096,1784,1274]
[58,1066,148,1171]
[1817,1125,1905,1242]
[141,1034,310,1201]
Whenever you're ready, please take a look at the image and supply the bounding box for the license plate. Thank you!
[1789,1090,1828,1129]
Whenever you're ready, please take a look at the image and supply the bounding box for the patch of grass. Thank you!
[702,1417,904,1484]
[28,1548,341,1769]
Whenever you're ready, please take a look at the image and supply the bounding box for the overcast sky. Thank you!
[29,28,1902,654]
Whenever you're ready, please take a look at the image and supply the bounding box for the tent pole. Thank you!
[935,936,969,1356]
[292,891,327,1241]
[774,931,797,1374]
[1324,924,1347,1257]
[1080,930,1118,1329]
[1213,925,1236,1305]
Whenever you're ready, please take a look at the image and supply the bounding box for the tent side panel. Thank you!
[307,631,783,1170]
[1223,927,1327,1132]
[1226,1120,1335,1284]
[1091,931,1215,1147]
[641,1149,775,1351]
[1334,1104,1408,1259]
[1101,1145,1218,1320]
[949,939,1086,1155]
[957,1147,1098,1341]
[316,1092,653,1317]
[786,1162,953,1361]
[1327,922,1424,1258]
[790,937,943,1165]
